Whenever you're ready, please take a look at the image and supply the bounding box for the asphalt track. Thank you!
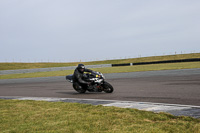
[0,68,200,106]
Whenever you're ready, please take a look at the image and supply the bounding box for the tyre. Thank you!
[103,81,114,93]
[73,83,86,93]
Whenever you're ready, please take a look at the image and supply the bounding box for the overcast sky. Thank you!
[0,0,200,62]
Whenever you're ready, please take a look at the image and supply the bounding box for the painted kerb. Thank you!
[112,58,200,67]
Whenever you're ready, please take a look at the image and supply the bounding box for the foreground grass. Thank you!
[0,53,200,70]
[0,62,200,79]
[0,99,199,133]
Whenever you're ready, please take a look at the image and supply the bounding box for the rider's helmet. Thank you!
[77,64,85,73]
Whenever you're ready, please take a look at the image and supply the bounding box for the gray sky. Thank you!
[0,0,200,62]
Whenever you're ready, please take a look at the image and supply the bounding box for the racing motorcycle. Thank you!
[66,71,114,93]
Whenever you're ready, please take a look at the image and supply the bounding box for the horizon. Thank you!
[0,52,199,63]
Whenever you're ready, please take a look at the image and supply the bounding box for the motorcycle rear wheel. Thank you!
[103,81,114,93]
[73,84,86,93]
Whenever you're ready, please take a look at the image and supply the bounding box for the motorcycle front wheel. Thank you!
[103,81,114,93]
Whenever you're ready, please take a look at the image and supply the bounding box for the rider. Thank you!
[73,64,93,90]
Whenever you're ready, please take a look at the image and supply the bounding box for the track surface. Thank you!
[0,69,200,106]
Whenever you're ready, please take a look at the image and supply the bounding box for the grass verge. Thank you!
[0,99,200,133]
[0,53,200,70]
[0,62,200,79]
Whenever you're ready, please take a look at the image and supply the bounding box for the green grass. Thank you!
[0,53,200,70]
[1,62,200,79]
[0,99,199,133]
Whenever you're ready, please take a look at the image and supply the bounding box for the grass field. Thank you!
[0,53,200,70]
[0,99,200,133]
[1,62,200,79]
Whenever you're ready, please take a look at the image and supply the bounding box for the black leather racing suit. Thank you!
[73,67,93,86]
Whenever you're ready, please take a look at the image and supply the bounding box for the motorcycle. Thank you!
[66,71,114,93]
